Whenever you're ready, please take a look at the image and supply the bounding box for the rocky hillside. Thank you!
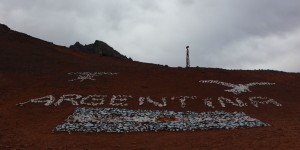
[1,23,300,149]
[70,40,131,60]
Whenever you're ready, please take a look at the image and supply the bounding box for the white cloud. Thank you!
[1,0,300,72]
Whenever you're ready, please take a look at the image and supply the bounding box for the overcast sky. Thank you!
[1,0,300,72]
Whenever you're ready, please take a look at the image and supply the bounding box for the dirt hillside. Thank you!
[1,24,300,149]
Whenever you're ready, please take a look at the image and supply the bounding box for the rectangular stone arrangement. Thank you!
[55,108,269,133]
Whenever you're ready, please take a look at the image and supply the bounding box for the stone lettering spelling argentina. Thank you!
[17,94,282,108]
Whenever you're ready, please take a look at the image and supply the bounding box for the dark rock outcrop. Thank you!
[70,40,131,60]
[0,23,10,32]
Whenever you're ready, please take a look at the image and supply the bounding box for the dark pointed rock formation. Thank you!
[70,40,131,60]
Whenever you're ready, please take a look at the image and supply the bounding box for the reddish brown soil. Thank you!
[1,26,300,149]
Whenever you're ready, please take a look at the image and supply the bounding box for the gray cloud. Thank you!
[1,0,300,72]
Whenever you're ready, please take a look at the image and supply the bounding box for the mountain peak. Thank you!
[94,40,103,44]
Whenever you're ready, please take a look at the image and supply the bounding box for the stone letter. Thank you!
[55,94,82,106]
[17,95,55,106]
[80,95,107,106]
[110,95,132,107]
[202,97,215,108]
[249,97,282,107]
[218,96,247,107]
[138,96,167,107]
